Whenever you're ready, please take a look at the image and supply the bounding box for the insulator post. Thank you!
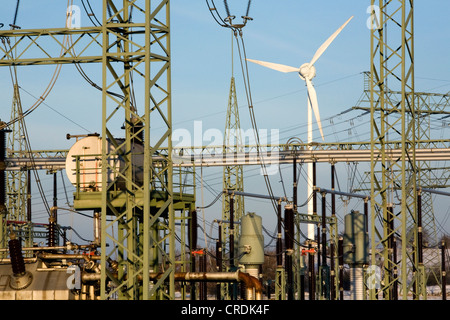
[8,232,26,276]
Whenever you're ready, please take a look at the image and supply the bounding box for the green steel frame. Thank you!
[2,0,449,301]
[0,0,176,300]
[369,0,418,300]
[222,77,245,261]
[4,85,32,253]
[356,73,450,298]
[99,0,174,300]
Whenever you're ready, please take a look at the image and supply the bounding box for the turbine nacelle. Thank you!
[298,63,316,81]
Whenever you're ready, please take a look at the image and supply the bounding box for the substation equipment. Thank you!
[0,0,449,301]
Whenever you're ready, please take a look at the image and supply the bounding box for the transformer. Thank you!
[238,212,264,279]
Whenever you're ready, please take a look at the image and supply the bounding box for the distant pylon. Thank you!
[4,84,32,250]
[222,75,245,267]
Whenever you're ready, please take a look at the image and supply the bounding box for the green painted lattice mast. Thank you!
[220,34,245,299]
[6,85,27,220]
[369,0,420,300]
[3,84,32,253]
[355,74,450,299]
[221,74,245,299]
[99,0,174,300]
[0,0,175,300]
[222,75,245,250]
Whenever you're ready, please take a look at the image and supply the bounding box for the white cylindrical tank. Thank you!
[65,135,143,191]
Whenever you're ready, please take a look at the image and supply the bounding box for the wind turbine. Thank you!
[247,16,353,239]
[247,15,353,142]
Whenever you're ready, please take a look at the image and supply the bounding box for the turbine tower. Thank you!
[247,16,353,238]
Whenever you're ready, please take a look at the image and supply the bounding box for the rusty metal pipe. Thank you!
[80,270,263,300]
[154,271,262,300]
[38,253,101,260]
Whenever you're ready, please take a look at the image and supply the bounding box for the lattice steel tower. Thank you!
[222,74,245,252]
[369,0,419,299]
[0,0,177,300]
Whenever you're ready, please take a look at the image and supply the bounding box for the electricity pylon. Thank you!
[0,0,176,300]
[99,0,174,300]
[222,75,245,244]
[4,85,31,249]
[221,72,245,300]
[369,0,419,300]
[356,70,450,299]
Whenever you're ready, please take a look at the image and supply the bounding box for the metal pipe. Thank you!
[0,257,38,264]
[129,271,263,300]
[0,243,95,252]
[7,148,450,170]
[38,253,101,260]
[227,190,288,202]
[313,186,370,200]
[181,271,262,301]
[419,187,450,197]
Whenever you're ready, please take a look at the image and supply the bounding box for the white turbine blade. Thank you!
[246,58,299,73]
[305,78,324,141]
[309,16,354,66]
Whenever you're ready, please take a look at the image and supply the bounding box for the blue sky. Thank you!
[0,1,449,246]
